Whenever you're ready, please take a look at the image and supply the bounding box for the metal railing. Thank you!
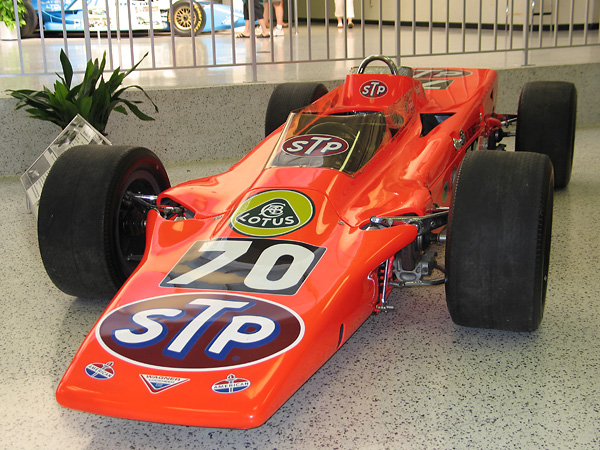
[1,0,598,79]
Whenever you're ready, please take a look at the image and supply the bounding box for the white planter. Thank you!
[0,21,18,40]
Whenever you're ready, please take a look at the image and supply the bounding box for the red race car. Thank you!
[38,55,577,428]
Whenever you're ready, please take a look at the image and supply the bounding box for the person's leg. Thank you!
[272,0,284,35]
[347,0,355,27]
[334,0,344,27]
[253,0,269,36]
[237,19,251,37]
[263,1,270,28]
[237,2,251,37]
[274,1,284,26]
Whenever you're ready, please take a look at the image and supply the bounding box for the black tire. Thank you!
[265,82,329,137]
[445,151,554,332]
[20,1,38,38]
[38,145,170,299]
[516,81,577,189]
[169,0,206,36]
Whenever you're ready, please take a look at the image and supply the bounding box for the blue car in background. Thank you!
[20,0,244,37]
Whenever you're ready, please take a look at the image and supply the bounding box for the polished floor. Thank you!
[1,125,599,449]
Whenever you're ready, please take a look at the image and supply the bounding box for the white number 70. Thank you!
[166,240,318,292]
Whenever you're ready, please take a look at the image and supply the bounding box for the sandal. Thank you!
[236,32,250,38]
[257,33,271,38]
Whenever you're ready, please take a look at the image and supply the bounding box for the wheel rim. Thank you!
[175,6,193,30]
[116,170,162,278]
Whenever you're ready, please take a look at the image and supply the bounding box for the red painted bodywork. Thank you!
[56,66,499,428]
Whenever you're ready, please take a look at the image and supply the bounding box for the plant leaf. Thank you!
[115,98,156,121]
[113,85,159,113]
[59,49,73,89]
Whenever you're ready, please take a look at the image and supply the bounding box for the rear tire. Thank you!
[38,145,170,299]
[516,81,577,189]
[20,1,38,38]
[265,82,329,137]
[445,151,554,332]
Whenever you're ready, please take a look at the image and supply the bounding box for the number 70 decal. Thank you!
[161,238,326,295]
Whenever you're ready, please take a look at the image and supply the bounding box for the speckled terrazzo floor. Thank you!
[1,127,599,449]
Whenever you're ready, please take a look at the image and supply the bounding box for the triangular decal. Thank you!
[140,374,190,394]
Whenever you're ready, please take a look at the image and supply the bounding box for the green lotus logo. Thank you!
[230,190,315,237]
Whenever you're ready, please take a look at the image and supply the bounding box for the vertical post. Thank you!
[522,0,531,66]
[81,0,92,61]
[361,0,366,58]
[461,0,466,52]
[294,0,298,34]
[428,0,432,55]
[148,0,156,68]
[11,0,24,73]
[379,0,383,54]
[396,0,401,66]
[445,0,450,54]
[493,0,498,51]
[249,0,258,81]
[188,0,197,67]
[210,0,218,65]
[412,0,416,55]
[308,0,313,60]
[61,0,69,58]
[553,0,558,47]
[126,0,135,67]
[288,0,294,60]
[228,0,236,65]
[583,0,590,44]
[37,3,47,73]
[509,0,514,49]
[568,0,574,45]
[477,0,482,51]
[105,0,114,70]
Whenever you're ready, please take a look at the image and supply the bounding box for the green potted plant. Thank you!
[7,49,158,134]
[0,0,25,38]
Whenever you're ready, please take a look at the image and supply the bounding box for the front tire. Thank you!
[445,151,554,332]
[38,145,170,299]
[516,81,577,189]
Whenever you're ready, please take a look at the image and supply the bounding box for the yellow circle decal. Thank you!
[230,190,315,237]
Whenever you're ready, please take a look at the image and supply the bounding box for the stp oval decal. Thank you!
[282,134,349,157]
[96,292,305,372]
[360,80,388,98]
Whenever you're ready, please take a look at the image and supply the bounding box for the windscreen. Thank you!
[267,112,394,175]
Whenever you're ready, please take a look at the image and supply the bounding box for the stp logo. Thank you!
[360,80,388,98]
[282,135,349,157]
[96,293,304,371]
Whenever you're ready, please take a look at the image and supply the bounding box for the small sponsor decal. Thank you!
[140,374,190,393]
[97,292,305,371]
[282,135,349,157]
[212,374,251,394]
[84,361,115,380]
[413,69,473,79]
[413,69,473,90]
[230,190,315,237]
[360,80,388,98]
